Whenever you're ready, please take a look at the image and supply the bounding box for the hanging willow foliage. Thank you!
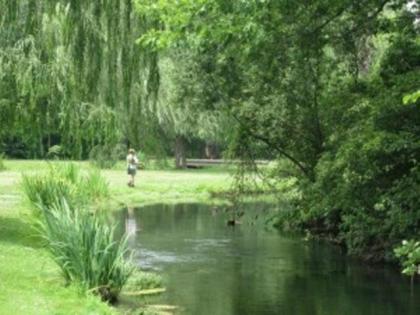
[0,0,161,159]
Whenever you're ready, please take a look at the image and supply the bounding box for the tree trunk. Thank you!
[39,129,44,158]
[175,135,186,168]
[205,141,219,159]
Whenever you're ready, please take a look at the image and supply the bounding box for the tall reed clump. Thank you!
[22,163,132,302]
[21,163,109,214]
[21,173,75,215]
[82,168,110,203]
[38,200,133,302]
[54,163,110,205]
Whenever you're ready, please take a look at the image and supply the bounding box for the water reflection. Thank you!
[116,203,419,315]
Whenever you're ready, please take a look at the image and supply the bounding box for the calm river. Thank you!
[117,203,419,315]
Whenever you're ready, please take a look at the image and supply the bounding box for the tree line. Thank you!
[135,0,420,262]
[1,0,419,261]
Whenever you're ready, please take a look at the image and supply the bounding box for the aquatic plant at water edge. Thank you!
[394,240,420,282]
[38,199,133,302]
[124,271,163,291]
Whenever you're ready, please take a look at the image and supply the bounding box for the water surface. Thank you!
[118,203,419,315]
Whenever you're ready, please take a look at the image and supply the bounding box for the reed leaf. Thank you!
[38,199,133,302]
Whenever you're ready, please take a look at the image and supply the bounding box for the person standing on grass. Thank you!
[126,148,139,187]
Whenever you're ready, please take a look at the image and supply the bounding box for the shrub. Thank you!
[38,199,133,303]
[89,144,126,169]
[295,87,420,261]
[46,145,63,160]
[394,240,420,281]
[300,134,420,261]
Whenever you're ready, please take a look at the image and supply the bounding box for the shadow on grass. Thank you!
[0,216,41,248]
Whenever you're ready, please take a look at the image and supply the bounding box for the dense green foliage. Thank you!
[0,0,227,161]
[0,0,161,159]
[135,0,420,262]
[1,0,419,265]
[394,240,420,280]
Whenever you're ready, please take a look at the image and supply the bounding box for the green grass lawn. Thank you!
[0,160,232,314]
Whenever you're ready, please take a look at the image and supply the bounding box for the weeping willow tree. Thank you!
[0,0,161,159]
[157,48,232,167]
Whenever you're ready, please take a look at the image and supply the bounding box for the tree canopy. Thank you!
[0,0,419,261]
[135,0,420,260]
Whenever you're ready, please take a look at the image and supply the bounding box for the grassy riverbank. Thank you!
[0,160,232,314]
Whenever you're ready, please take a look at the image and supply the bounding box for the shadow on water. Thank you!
[114,203,420,315]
